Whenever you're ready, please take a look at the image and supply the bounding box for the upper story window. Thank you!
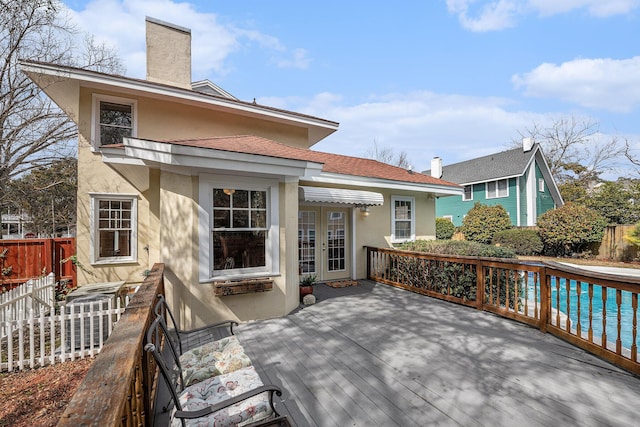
[391,195,415,243]
[92,94,137,148]
[486,179,508,199]
[198,175,279,281]
[463,185,473,201]
[90,193,138,264]
[538,178,545,192]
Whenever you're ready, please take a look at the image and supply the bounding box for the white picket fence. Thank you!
[1,283,132,372]
[1,273,56,339]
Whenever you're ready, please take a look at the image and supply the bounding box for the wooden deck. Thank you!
[232,281,640,427]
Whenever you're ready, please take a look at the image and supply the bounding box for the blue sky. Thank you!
[62,0,640,175]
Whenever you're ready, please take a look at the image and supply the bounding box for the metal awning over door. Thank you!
[299,186,384,206]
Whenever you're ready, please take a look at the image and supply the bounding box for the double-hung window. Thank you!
[90,194,137,264]
[391,195,415,243]
[463,185,473,201]
[486,179,508,198]
[92,94,137,148]
[199,175,279,281]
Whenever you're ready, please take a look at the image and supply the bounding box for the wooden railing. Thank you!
[57,263,164,427]
[366,246,640,375]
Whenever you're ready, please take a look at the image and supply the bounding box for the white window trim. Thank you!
[538,178,545,192]
[198,174,280,282]
[91,93,138,150]
[462,185,473,201]
[443,215,453,222]
[391,195,416,244]
[486,179,509,199]
[89,193,138,265]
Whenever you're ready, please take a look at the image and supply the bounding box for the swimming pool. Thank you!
[527,274,640,349]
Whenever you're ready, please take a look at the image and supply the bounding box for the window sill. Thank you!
[91,258,138,266]
[213,278,274,296]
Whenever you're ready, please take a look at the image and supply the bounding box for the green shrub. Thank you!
[435,217,456,240]
[537,203,608,256]
[399,239,516,258]
[492,228,543,256]
[624,223,640,247]
[460,203,512,244]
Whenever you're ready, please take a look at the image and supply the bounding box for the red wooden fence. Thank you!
[0,238,76,290]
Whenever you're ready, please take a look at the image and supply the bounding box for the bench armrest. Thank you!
[174,385,283,419]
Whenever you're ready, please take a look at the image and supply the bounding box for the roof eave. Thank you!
[19,60,339,145]
[305,173,464,196]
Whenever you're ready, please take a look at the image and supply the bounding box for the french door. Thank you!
[298,207,350,281]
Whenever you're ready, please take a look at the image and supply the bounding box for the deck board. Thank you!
[154,280,640,426]
[235,281,640,427]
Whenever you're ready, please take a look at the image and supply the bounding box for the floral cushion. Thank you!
[171,366,273,427]
[180,336,253,387]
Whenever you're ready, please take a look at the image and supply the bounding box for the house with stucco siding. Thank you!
[20,17,461,327]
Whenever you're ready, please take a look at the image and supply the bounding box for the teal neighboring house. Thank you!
[425,139,564,227]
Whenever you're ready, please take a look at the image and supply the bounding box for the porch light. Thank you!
[359,205,370,217]
[223,188,235,196]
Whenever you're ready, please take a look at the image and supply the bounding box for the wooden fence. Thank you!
[0,238,76,289]
[367,246,640,375]
[57,263,164,427]
[0,273,56,339]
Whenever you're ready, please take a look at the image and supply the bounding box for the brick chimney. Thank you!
[145,17,191,89]
[431,157,442,179]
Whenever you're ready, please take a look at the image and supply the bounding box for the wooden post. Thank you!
[476,260,485,310]
[539,266,549,333]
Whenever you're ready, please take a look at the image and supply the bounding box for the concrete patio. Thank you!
[233,281,640,426]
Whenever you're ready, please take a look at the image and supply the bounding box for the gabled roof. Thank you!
[425,145,541,184]
[121,135,462,192]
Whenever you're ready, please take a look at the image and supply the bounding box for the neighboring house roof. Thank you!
[425,145,541,184]
[19,60,338,145]
[119,135,462,194]
[424,143,563,206]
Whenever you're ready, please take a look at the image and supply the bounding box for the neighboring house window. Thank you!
[538,178,545,192]
[443,215,453,222]
[463,185,473,201]
[391,196,415,243]
[199,175,279,280]
[92,94,137,148]
[486,179,508,199]
[90,194,137,264]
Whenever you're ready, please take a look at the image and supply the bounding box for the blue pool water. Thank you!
[527,274,639,349]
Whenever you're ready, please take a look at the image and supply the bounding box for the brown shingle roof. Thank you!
[163,136,460,187]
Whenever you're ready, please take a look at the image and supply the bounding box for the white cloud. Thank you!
[512,57,640,112]
[275,48,311,70]
[263,90,546,171]
[446,0,522,32]
[447,0,640,32]
[529,0,640,17]
[63,0,303,79]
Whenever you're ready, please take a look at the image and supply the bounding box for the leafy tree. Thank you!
[537,203,608,256]
[584,180,640,225]
[460,203,511,244]
[435,217,455,240]
[7,158,76,236]
[0,0,123,209]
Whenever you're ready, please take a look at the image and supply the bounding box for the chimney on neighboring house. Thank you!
[145,17,192,89]
[431,157,442,179]
[522,137,534,152]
